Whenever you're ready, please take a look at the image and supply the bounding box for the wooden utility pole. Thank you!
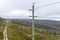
[29,2,35,40]
[32,3,35,40]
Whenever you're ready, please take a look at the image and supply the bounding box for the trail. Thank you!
[3,20,9,40]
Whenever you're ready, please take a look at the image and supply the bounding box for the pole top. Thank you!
[33,2,34,4]
[33,2,34,5]
[32,2,34,7]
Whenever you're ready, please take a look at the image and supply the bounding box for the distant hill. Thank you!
[0,19,60,40]
[0,17,4,21]
[11,19,60,34]
[0,18,60,34]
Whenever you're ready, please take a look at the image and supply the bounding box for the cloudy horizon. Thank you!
[0,0,60,20]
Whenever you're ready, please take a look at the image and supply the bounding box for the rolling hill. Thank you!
[11,19,60,34]
[0,19,60,40]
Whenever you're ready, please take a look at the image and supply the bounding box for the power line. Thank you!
[35,1,60,9]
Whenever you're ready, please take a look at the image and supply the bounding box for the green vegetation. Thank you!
[0,32,3,40]
[0,20,60,40]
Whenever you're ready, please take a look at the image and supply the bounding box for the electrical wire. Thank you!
[35,1,60,9]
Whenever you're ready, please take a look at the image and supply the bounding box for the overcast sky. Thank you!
[0,0,60,20]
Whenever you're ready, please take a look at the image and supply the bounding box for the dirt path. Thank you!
[3,20,9,40]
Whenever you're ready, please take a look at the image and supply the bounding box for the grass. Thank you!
[0,20,60,40]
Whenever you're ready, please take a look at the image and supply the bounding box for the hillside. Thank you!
[0,20,60,40]
[11,19,60,34]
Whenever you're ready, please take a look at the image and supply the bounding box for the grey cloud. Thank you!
[0,0,60,19]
